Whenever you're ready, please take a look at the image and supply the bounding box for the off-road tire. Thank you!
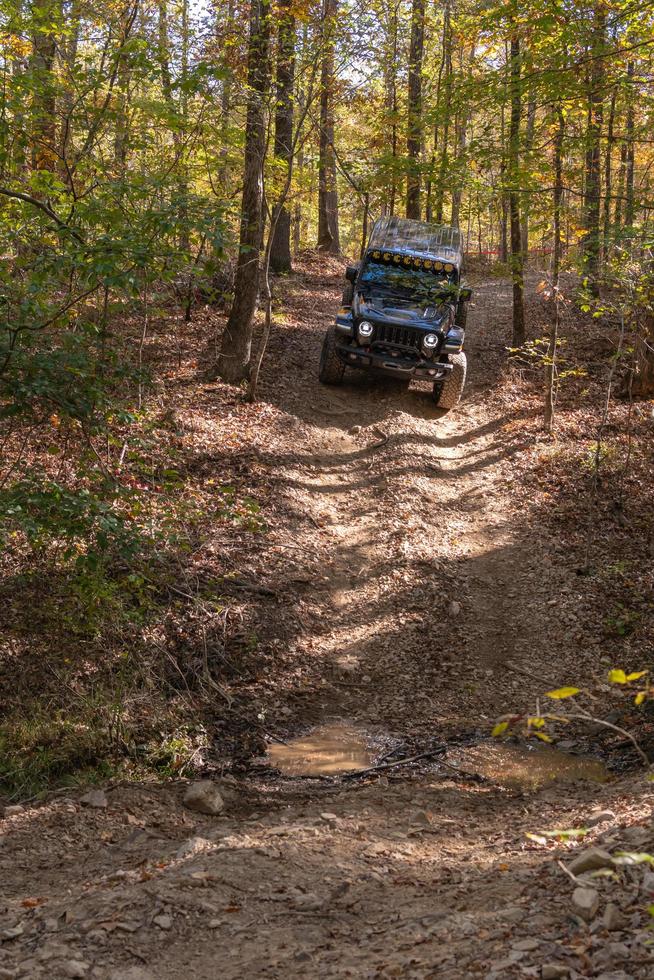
[455,299,467,329]
[432,351,467,410]
[319,326,345,385]
[342,283,354,305]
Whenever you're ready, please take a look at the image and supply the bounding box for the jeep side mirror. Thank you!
[345,264,359,284]
[459,286,473,302]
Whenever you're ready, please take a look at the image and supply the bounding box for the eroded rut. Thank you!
[0,270,650,980]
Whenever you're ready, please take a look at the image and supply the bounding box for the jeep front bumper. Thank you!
[334,340,453,380]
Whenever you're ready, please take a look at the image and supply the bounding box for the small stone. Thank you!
[109,970,155,980]
[58,961,89,978]
[512,938,540,951]
[79,789,107,809]
[291,892,323,912]
[572,886,599,922]
[641,870,654,896]
[448,600,462,618]
[412,810,432,826]
[183,781,224,816]
[586,809,615,828]
[350,425,361,435]
[208,919,220,929]
[176,836,213,860]
[568,847,614,875]
[3,805,25,817]
[603,903,626,931]
[541,966,569,979]
[153,914,172,931]
[320,812,339,823]
[1,923,24,940]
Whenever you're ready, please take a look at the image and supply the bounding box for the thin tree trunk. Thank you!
[384,0,399,217]
[450,44,474,228]
[217,0,235,187]
[405,0,424,219]
[509,34,525,345]
[317,0,339,253]
[59,0,80,185]
[434,0,451,224]
[270,0,295,273]
[602,85,616,264]
[30,0,57,173]
[545,107,564,431]
[521,98,536,259]
[215,0,271,382]
[624,60,635,230]
[582,6,605,294]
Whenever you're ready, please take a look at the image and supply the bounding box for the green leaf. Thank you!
[613,852,654,866]
[545,687,580,699]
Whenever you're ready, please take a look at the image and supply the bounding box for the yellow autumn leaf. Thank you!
[635,692,647,706]
[534,732,552,742]
[492,721,509,737]
[608,670,627,684]
[545,687,580,699]
[626,671,648,682]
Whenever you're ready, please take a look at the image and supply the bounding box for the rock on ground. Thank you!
[182,781,224,816]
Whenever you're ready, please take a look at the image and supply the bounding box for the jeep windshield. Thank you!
[358,259,455,305]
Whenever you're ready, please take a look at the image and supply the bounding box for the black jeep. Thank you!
[318,216,472,409]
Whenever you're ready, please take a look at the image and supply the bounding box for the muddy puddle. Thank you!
[452,741,609,790]
[266,722,373,776]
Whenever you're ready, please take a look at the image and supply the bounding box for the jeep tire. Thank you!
[342,283,354,305]
[432,351,467,410]
[319,326,345,385]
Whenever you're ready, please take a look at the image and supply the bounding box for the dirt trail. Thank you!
[0,268,651,980]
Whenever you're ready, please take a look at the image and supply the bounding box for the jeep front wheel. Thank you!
[318,326,345,385]
[432,351,467,410]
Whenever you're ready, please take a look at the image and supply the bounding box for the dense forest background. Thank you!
[0,0,653,793]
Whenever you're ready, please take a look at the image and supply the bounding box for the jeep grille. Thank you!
[372,323,424,353]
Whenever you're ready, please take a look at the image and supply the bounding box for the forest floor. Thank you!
[1,259,654,979]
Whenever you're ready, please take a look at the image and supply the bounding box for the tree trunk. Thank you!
[450,44,473,228]
[630,314,654,398]
[216,0,271,382]
[30,0,57,173]
[405,0,424,220]
[434,0,451,224]
[217,0,235,187]
[384,0,399,217]
[521,98,536,258]
[602,85,616,263]
[508,34,525,346]
[158,0,189,251]
[317,0,339,254]
[624,60,635,230]
[59,0,80,184]
[270,0,295,274]
[545,107,564,431]
[582,6,605,294]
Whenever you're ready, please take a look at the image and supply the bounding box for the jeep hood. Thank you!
[353,290,451,329]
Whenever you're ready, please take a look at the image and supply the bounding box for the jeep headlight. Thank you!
[423,333,439,351]
[358,320,374,340]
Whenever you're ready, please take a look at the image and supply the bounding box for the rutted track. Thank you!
[0,265,651,980]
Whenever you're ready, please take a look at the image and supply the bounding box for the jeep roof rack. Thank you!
[367,216,463,268]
